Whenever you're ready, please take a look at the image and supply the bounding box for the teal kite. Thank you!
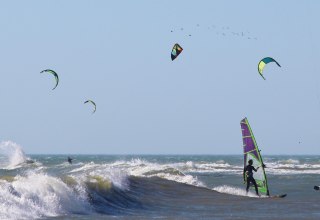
[84,100,96,114]
[40,69,59,90]
[171,43,183,61]
[258,57,281,80]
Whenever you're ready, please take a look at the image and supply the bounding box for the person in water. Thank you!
[243,159,261,196]
[67,157,73,164]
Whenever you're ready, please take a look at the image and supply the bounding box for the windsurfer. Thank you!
[243,159,262,196]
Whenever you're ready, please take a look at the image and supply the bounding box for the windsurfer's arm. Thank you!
[255,164,266,171]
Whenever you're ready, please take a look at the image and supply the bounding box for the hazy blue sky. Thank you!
[0,1,319,154]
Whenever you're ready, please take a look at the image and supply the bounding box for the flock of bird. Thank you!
[171,23,259,40]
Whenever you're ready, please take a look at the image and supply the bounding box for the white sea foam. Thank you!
[280,159,300,164]
[172,159,320,175]
[84,168,128,190]
[69,161,99,173]
[69,162,130,191]
[213,185,262,198]
[119,159,205,187]
[69,159,205,187]
[68,157,320,193]
[0,172,91,220]
[74,157,320,187]
[263,160,320,174]
[0,141,30,169]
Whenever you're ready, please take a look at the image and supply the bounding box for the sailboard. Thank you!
[240,117,286,198]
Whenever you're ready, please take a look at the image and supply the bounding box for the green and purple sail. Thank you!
[241,117,269,196]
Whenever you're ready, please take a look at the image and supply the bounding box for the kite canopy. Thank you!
[84,100,96,114]
[258,57,281,80]
[40,69,59,90]
[171,43,183,61]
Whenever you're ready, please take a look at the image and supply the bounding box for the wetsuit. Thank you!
[243,164,259,195]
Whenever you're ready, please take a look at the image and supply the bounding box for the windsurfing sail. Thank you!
[240,117,270,196]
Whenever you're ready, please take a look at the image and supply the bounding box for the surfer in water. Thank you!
[67,157,73,164]
[243,159,262,196]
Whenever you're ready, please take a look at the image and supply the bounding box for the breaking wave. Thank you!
[0,141,34,169]
[69,158,204,187]
[1,142,320,219]
[0,172,91,219]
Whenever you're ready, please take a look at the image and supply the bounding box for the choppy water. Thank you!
[1,141,320,219]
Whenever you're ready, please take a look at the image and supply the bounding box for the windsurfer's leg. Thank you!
[252,178,259,196]
[246,178,250,193]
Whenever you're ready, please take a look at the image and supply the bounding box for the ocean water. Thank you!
[1,141,320,219]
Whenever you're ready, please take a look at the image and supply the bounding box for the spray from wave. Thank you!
[0,141,30,169]
[213,185,261,198]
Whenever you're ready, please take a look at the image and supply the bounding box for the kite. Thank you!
[84,100,96,114]
[258,57,281,80]
[171,43,183,61]
[40,69,59,90]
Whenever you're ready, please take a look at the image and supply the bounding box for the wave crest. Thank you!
[0,172,91,219]
[0,141,31,169]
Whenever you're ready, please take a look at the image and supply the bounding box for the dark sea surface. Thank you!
[1,146,320,219]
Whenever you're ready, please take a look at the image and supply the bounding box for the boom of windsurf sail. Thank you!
[240,117,270,196]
